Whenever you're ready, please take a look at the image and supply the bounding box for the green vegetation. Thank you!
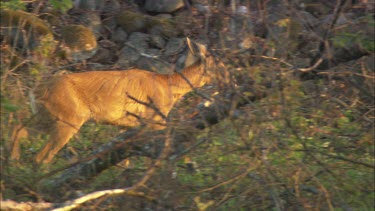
[1,0,73,13]
[332,15,375,52]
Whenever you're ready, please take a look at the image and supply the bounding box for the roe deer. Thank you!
[11,38,222,164]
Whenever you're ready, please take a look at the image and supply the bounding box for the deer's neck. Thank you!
[166,61,207,95]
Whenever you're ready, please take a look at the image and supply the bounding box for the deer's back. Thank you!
[36,70,174,126]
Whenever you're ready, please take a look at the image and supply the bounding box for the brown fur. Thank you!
[24,38,217,164]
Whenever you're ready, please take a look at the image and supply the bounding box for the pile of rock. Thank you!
[1,0,373,73]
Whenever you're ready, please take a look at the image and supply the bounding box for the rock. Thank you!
[150,35,166,49]
[303,2,330,16]
[61,25,97,51]
[148,16,180,37]
[98,0,121,14]
[195,4,211,14]
[188,0,201,5]
[236,5,248,15]
[89,48,112,64]
[77,12,102,38]
[112,28,128,44]
[234,12,253,35]
[297,11,319,28]
[116,11,180,37]
[364,55,374,72]
[319,13,355,30]
[115,35,206,73]
[74,0,97,11]
[74,0,118,11]
[145,48,162,57]
[260,7,317,57]
[98,40,117,48]
[156,14,173,19]
[102,16,117,33]
[39,7,62,27]
[116,11,148,33]
[89,40,118,64]
[136,56,174,74]
[117,45,140,68]
[321,55,375,99]
[316,16,374,69]
[127,32,150,53]
[60,25,98,61]
[134,0,146,7]
[165,38,185,55]
[116,32,149,68]
[144,0,185,13]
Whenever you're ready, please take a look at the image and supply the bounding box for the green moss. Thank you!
[115,11,180,37]
[115,11,148,33]
[148,16,179,37]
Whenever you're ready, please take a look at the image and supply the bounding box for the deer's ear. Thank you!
[186,37,196,55]
[186,37,207,60]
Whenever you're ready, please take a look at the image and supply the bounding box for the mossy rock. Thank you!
[0,9,53,49]
[61,24,97,52]
[116,11,148,33]
[148,16,180,38]
[116,11,181,37]
[60,25,98,61]
[0,9,51,36]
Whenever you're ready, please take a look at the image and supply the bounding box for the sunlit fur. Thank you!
[30,39,218,164]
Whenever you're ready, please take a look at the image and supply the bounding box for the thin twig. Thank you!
[169,138,208,160]
[298,58,324,72]
[197,161,260,193]
[298,149,375,169]
[127,93,167,120]
[177,71,213,101]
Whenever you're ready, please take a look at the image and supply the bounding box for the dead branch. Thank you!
[127,94,168,120]
[0,188,155,211]
[0,200,53,211]
[51,188,154,211]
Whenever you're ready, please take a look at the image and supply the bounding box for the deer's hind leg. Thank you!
[35,118,85,164]
[10,124,29,161]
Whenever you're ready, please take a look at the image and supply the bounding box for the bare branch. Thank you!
[127,93,167,120]
[0,189,154,211]
[176,71,213,101]
[298,58,324,72]
[52,188,154,211]
[0,200,53,211]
